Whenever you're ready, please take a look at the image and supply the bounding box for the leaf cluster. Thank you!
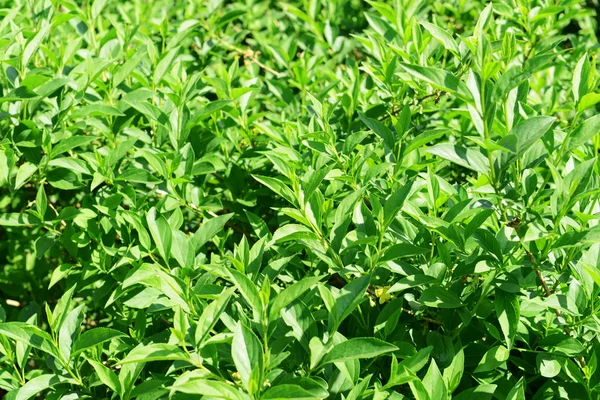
[1,0,600,399]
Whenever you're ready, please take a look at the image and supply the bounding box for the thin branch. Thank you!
[403,308,444,326]
[523,245,587,369]
[206,31,284,78]
[378,90,444,121]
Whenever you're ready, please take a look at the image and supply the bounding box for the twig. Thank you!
[378,90,444,121]
[534,268,553,298]
[524,248,558,314]
[206,31,284,78]
[403,308,444,326]
[524,246,586,368]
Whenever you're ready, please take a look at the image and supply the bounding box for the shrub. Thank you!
[1,0,600,399]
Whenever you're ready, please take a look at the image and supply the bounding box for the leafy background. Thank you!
[1,0,600,399]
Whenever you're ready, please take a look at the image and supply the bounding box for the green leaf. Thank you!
[47,168,81,190]
[35,185,47,218]
[154,46,181,84]
[0,86,38,102]
[423,359,447,400]
[139,149,169,178]
[88,359,121,393]
[359,113,395,150]
[330,188,365,251]
[577,92,600,113]
[232,323,264,395]
[472,229,503,264]
[536,353,561,378]
[553,224,600,249]
[191,213,233,251]
[562,114,600,155]
[420,22,460,56]
[473,3,493,38]
[0,213,40,227]
[383,180,414,227]
[71,104,125,118]
[195,289,233,347]
[404,129,447,156]
[388,275,436,293]
[244,210,271,239]
[71,328,128,357]
[419,288,463,308]
[14,162,37,190]
[172,231,192,269]
[92,0,108,19]
[48,136,96,159]
[116,168,161,184]
[58,304,84,359]
[494,290,519,350]
[331,274,371,329]
[22,24,51,67]
[453,384,497,400]
[428,143,490,174]
[48,264,74,289]
[443,347,464,393]
[191,100,232,122]
[146,207,172,263]
[573,53,591,104]
[380,242,430,262]
[474,345,509,373]
[539,333,585,356]
[50,285,76,333]
[113,48,147,87]
[498,116,555,166]
[344,375,372,400]
[227,268,263,321]
[269,276,321,321]
[0,322,59,358]
[408,377,431,400]
[253,175,297,205]
[506,377,526,400]
[271,224,317,245]
[11,374,70,400]
[399,63,472,101]
[260,384,327,400]
[118,343,189,364]
[170,378,246,399]
[125,100,171,129]
[321,338,398,365]
[107,138,138,168]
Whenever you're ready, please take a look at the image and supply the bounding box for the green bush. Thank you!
[1,0,600,398]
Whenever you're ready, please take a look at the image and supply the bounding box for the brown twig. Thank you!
[403,308,444,326]
[523,244,586,368]
[524,247,558,313]
[534,268,553,298]
[378,90,444,121]
[206,31,284,78]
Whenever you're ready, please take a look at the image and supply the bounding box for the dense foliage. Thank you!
[1,0,600,398]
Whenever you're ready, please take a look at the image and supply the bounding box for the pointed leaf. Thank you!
[321,338,398,365]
